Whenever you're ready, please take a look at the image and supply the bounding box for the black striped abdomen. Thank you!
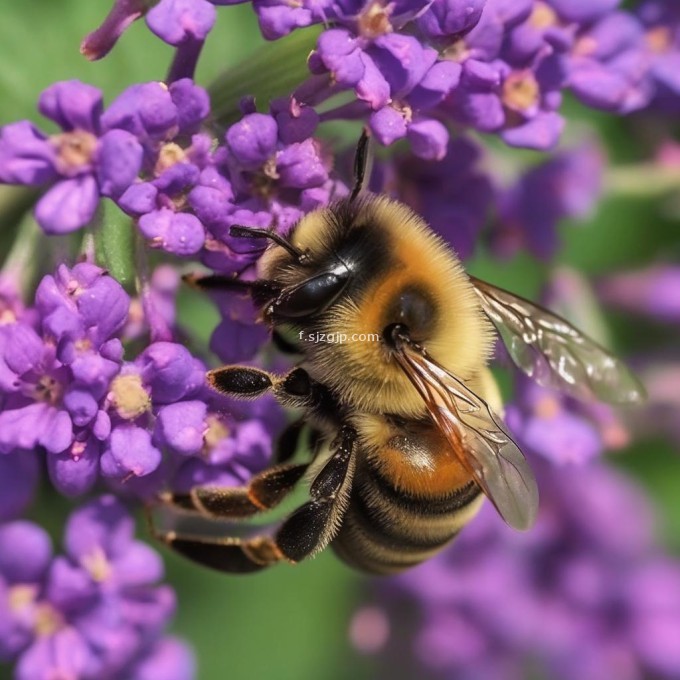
[331,456,483,575]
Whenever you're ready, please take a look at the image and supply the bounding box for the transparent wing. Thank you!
[393,345,538,531]
[470,277,646,405]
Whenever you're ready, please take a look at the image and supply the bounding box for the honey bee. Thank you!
[153,133,644,575]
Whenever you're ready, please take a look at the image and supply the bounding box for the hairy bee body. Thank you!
[332,417,483,574]
[156,136,641,575]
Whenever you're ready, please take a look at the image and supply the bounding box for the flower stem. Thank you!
[605,164,680,197]
[1,209,41,298]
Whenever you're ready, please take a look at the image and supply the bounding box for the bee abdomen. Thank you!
[331,458,483,575]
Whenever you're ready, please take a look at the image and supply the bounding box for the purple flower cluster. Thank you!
[0,79,210,245]
[598,263,680,450]
[0,263,129,495]
[357,461,680,680]
[0,261,280,501]
[1,0,679,677]
[374,135,603,261]
[0,495,194,680]
[294,0,680,151]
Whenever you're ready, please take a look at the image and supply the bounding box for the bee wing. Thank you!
[393,346,538,531]
[470,277,646,405]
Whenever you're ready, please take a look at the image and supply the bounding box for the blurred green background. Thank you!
[1,2,680,679]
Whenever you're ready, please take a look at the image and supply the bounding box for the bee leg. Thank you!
[153,426,357,573]
[350,129,370,202]
[153,529,286,574]
[209,366,341,423]
[182,272,281,305]
[275,418,305,463]
[207,365,275,398]
[274,424,357,562]
[159,462,309,519]
[207,365,314,402]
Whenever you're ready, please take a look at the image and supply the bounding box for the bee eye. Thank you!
[387,287,436,341]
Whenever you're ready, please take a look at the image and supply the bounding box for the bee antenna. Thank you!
[350,130,371,203]
[229,225,304,260]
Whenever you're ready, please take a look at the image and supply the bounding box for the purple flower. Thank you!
[119,147,209,256]
[490,142,604,259]
[308,30,461,157]
[385,136,493,259]
[251,0,431,41]
[0,521,54,661]
[0,452,40,523]
[598,265,680,323]
[214,109,334,232]
[417,0,486,45]
[567,11,654,114]
[82,0,152,59]
[126,636,196,680]
[169,395,281,491]
[0,496,195,679]
[444,53,566,150]
[36,262,129,364]
[0,81,143,234]
[83,0,216,82]
[505,380,605,465]
[101,342,205,484]
[636,1,680,111]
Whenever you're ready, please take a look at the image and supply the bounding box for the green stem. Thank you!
[1,210,41,298]
[605,164,680,198]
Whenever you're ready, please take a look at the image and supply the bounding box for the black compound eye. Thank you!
[270,269,350,319]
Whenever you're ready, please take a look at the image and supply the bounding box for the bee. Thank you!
[153,133,645,575]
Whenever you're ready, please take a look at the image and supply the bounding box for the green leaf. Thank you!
[209,27,320,128]
[94,200,136,288]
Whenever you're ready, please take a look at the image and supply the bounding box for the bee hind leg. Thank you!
[274,424,357,562]
[153,425,357,573]
[157,462,309,519]
[152,529,286,574]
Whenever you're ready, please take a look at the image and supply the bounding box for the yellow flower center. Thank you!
[358,1,394,39]
[34,603,64,637]
[155,142,187,176]
[646,26,672,54]
[534,395,561,420]
[51,130,98,174]
[204,414,230,452]
[34,374,63,405]
[110,373,151,419]
[82,546,112,583]
[0,309,17,325]
[8,584,38,612]
[502,71,540,112]
[529,2,558,29]
[442,39,470,62]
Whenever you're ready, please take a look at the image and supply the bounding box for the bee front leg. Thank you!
[208,365,342,423]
